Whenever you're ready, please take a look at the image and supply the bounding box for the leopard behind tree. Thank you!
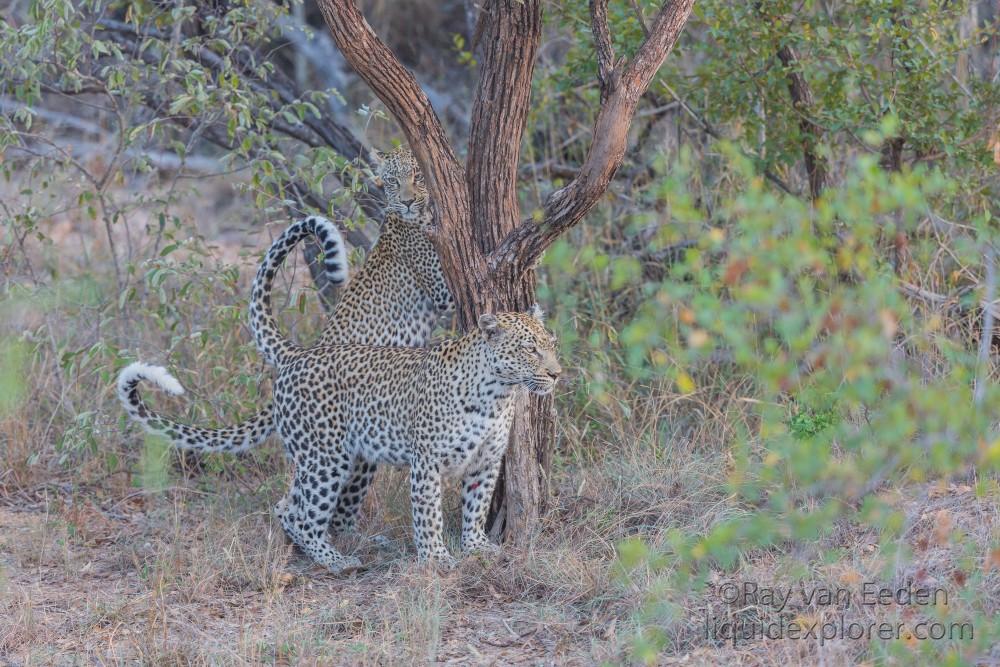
[251,145,453,366]
[314,146,453,349]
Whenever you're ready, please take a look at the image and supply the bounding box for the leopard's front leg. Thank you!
[409,455,456,567]
[460,460,502,554]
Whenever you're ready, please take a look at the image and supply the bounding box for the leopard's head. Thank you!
[370,146,428,224]
[479,307,561,396]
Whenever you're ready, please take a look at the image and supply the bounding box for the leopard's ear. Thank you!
[478,313,503,341]
[528,303,545,322]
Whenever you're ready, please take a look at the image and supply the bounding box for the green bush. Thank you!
[543,146,998,663]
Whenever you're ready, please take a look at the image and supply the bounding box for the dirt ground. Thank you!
[0,481,625,666]
[3,476,996,666]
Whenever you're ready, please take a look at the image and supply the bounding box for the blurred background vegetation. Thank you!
[1,0,998,664]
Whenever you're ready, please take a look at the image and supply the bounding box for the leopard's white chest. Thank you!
[430,395,515,477]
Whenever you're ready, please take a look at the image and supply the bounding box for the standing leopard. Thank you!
[119,308,561,572]
[251,147,453,364]
[117,147,453,537]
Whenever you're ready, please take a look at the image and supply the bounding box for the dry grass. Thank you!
[0,484,615,664]
[2,453,996,664]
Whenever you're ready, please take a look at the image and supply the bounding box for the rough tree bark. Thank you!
[753,5,828,201]
[315,0,695,540]
[776,44,827,201]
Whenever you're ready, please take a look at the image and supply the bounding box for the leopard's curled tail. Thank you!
[117,362,273,453]
[249,215,347,368]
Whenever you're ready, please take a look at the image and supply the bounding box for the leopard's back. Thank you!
[318,215,451,348]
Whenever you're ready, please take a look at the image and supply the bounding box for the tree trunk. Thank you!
[462,0,545,540]
[755,3,828,201]
[500,392,557,534]
[776,44,827,200]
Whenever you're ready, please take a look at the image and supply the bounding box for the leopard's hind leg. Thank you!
[278,445,361,574]
[328,459,394,549]
[328,460,375,535]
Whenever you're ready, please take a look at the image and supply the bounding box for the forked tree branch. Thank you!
[316,0,693,307]
[490,0,696,273]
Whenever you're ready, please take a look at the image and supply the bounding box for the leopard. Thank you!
[118,309,561,572]
[315,146,453,348]
[252,146,453,362]
[117,146,453,540]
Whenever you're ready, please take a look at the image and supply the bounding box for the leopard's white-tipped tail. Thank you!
[117,361,275,453]
[117,362,184,400]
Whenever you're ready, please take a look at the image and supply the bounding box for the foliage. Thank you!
[0,0,369,242]
[683,0,995,171]
[542,0,997,199]
[532,10,999,658]
[544,145,998,663]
